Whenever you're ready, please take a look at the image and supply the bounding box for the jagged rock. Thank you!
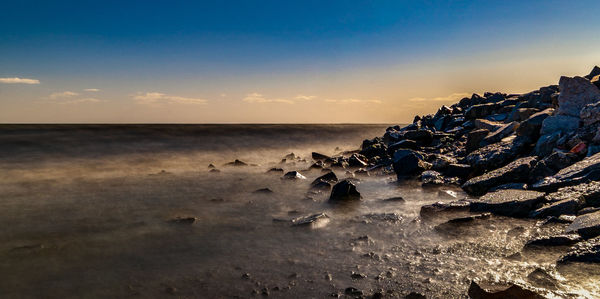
[533,151,600,191]
[466,129,489,152]
[441,163,472,178]
[592,75,600,90]
[392,149,429,178]
[517,108,553,139]
[329,180,361,201]
[403,129,433,144]
[524,234,582,247]
[267,167,284,173]
[311,171,338,186]
[580,101,600,126]
[461,156,537,196]
[348,153,368,167]
[566,211,600,238]
[359,143,387,159]
[225,159,248,166]
[291,213,330,228]
[312,152,331,161]
[558,236,600,264]
[465,103,497,119]
[463,136,529,172]
[530,197,585,218]
[467,280,544,299]
[533,132,561,157]
[282,171,306,180]
[540,115,580,136]
[488,183,527,192]
[543,151,577,171]
[430,154,458,170]
[474,119,502,131]
[557,76,600,117]
[584,66,600,80]
[510,108,539,122]
[470,189,545,217]
[419,200,471,218]
[388,139,418,152]
[481,122,518,146]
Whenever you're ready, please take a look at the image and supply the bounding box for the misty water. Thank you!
[0,125,598,298]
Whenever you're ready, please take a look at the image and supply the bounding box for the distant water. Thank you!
[0,124,598,298]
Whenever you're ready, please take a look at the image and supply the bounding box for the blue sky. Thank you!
[1,1,599,123]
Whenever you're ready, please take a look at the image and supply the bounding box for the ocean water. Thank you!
[0,124,598,298]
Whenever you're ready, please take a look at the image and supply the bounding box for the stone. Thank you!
[405,292,427,299]
[392,149,429,178]
[170,217,197,224]
[225,159,248,166]
[474,119,502,131]
[516,108,553,139]
[510,108,539,122]
[467,280,544,299]
[403,129,434,144]
[592,75,600,90]
[579,207,600,215]
[312,152,331,161]
[419,200,471,218]
[557,76,600,117]
[430,154,458,170]
[525,234,582,247]
[526,268,559,290]
[566,211,600,239]
[529,197,585,218]
[291,213,330,228]
[282,171,306,180]
[463,136,529,172]
[267,167,284,173]
[481,122,518,145]
[488,183,528,192]
[533,132,561,157]
[466,129,489,152]
[533,152,600,191]
[388,139,419,153]
[253,188,274,194]
[544,181,600,206]
[580,101,600,126]
[348,153,368,167]
[528,161,555,183]
[465,103,497,119]
[441,163,472,178]
[543,151,577,171]
[558,236,600,264]
[584,66,600,80]
[540,115,580,136]
[461,156,537,196]
[470,189,545,218]
[329,180,361,202]
[359,143,387,159]
[311,171,338,186]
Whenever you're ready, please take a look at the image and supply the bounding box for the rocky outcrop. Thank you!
[533,152,600,191]
[470,189,545,217]
[566,210,600,239]
[463,136,529,172]
[461,156,537,196]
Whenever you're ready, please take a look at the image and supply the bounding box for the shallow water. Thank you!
[0,125,598,298]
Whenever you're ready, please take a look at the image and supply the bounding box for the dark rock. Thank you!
[392,149,429,178]
[544,181,600,207]
[529,197,585,218]
[543,151,577,171]
[361,212,402,223]
[584,66,600,80]
[526,268,559,290]
[291,213,330,228]
[510,108,539,122]
[170,217,197,224]
[284,153,297,160]
[580,101,600,126]
[312,152,331,161]
[592,75,600,90]
[467,280,544,299]
[419,200,471,218]
[405,292,426,299]
[209,168,221,173]
[348,153,368,168]
[344,287,363,296]
[516,108,553,139]
[474,119,502,131]
[329,180,361,202]
[541,215,576,225]
[420,170,444,185]
[465,103,497,119]
[566,211,600,238]
[579,207,600,215]
[225,159,248,166]
[208,163,216,169]
[388,139,418,152]
[282,171,306,180]
[488,183,527,192]
[557,76,600,117]
[311,171,338,186]
[463,136,529,172]
[383,196,405,202]
[532,151,600,191]
[533,132,561,157]
[350,271,366,279]
[440,163,472,178]
[403,129,434,144]
[470,189,545,218]
[558,236,600,264]
[462,156,537,196]
[466,129,489,153]
[311,181,332,190]
[267,167,284,173]
[481,122,518,146]
[540,115,579,136]
[360,143,388,159]
[309,161,324,170]
[524,234,582,247]
[253,188,274,194]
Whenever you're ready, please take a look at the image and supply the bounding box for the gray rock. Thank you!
[533,132,561,157]
[566,211,600,238]
[580,101,600,126]
[525,234,582,247]
[463,135,529,172]
[329,180,361,201]
[533,152,600,191]
[392,149,429,178]
[466,129,489,153]
[470,189,545,217]
[481,122,518,145]
[557,76,600,117]
[558,236,600,264]
[462,156,537,196]
[291,213,330,228]
[540,115,580,136]
[529,197,585,218]
[516,108,553,139]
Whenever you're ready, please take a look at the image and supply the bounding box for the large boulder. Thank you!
[533,132,561,157]
[539,115,580,136]
[392,149,429,178]
[461,156,537,196]
[556,76,600,117]
[470,189,545,218]
[566,210,600,239]
[532,151,600,191]
[463,136,529,172]
[329,180,361,202]
[558,236,600,264]
[517,108,553,139]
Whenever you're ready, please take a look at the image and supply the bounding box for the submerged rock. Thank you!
[291,213,330,228]
[225,159,248,166]
[282,171,307,180]
[312,152,331,161]
[461,156,537,196]
[253,188,274,194]
[311,171,338,186]
[419,200,471,218]
[470,189,545,218]
[329,180,361,202]
[533,151,600,191]
[525,234,582,247]
[558,236,600,264]
[170,217,197,224]
[566,211,600,239]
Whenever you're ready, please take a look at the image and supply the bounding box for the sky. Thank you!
[1,0,600,123]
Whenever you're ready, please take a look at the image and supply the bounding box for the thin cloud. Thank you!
[58,98,103,105]
[243,93,294,104]
[408,92,470,102]
[84,88,100,92]
[133,92,208,105]
[295,95,317,101]
[325,98,382,104]
[48,91,79,99]
[0,77,40,84]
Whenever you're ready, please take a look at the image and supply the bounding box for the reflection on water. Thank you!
[0,125,598,298]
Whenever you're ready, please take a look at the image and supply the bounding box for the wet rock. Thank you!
[566,210,600,238]
[312,152,331,161]
[419,200,471,218]
[540,115,580,136]
[208,163,216,169]
[253,188,274,194]
[466,129,489,153]
[533,132,561,157]
[225,159,248,166]
[383,196,405,202]
[558,236,600,264]
[348,153,368,168]
[463,136,529,172]
[462,156,537,196]
[435,213,491,232]
[170,217,197,224]
[311,171,338,186]
[557,76,600,117]
[282,171,307,180]
[465,103,497,119]
[329,180,361,202]
[488,183,527,192]
[529,197,585,218]
[267,167,284,173]
[516,108,553,139]
[404,292,426,299]
[291,213,330,228]
[360,143,388,159]
[524,234,582,247]
[481,122,518,146]
[470,189,545,218]
[440,163,472,178]
[533,151,600,191]
[392,149,429,178]
[361,213,402,223]
[350,272,367,279]
[209,168,221,173]
[467,280,544,299]
[420,170,444,185]
[344,287,363,296]
[526,268,559,290]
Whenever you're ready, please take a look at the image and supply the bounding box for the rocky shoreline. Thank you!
[300,66,600,297]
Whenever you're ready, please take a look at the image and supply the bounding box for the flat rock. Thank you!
[532,151,600,191]
[467,280,544,299]
[329,180,361,202]
[420,200,471,218]
[465,103,497,119]
[291,213,330,228]
[463,135,529,172]
[462,156,537,196]
[524,234,582,247]
[470,189,545,218]
[530,197,585,218]
[282,171,306,180]
[474,119,502,131]
[558,236,600,264]
[557,76,600,117]
[566,210,600,238]
[481,121,518,145]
